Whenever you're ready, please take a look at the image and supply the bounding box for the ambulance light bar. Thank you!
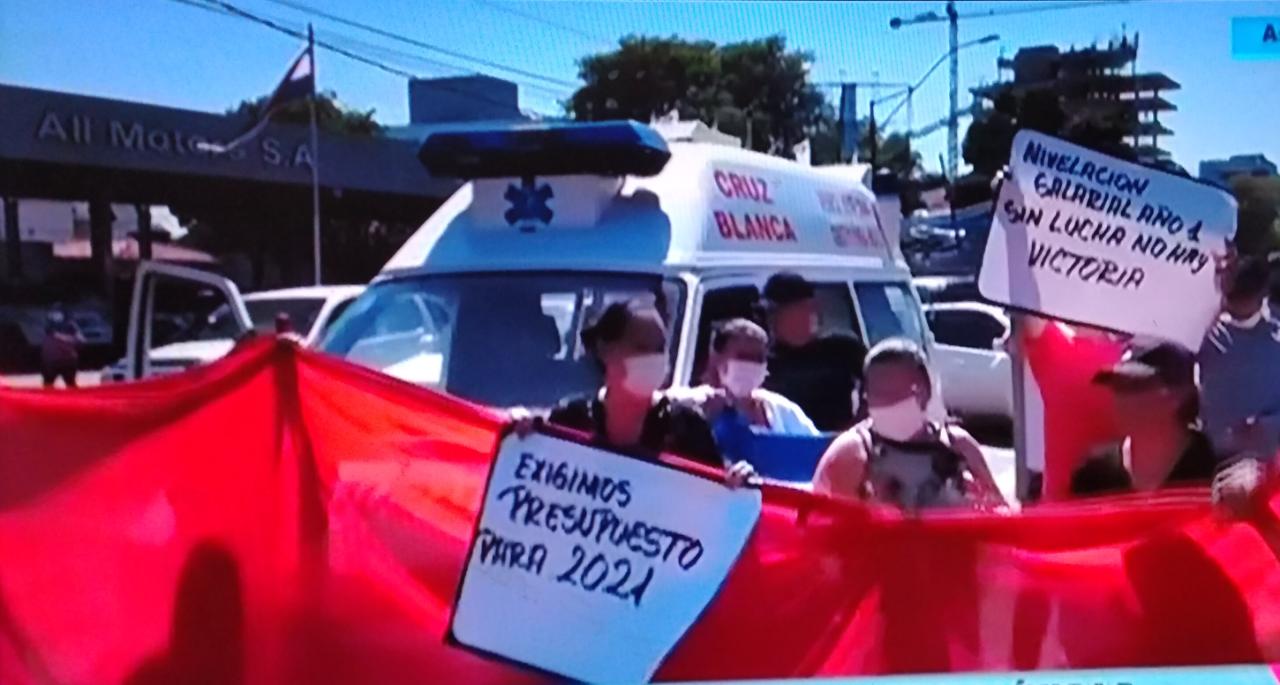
[419,121,671,180]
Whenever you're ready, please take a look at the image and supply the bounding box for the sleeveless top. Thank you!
[855,423,970,511]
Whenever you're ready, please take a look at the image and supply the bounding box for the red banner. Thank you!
[4,339,1280,683]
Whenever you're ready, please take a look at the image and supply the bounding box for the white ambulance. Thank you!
[126,122,942,415]
[317,121,943,414]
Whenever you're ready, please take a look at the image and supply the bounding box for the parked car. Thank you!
[923,301,1013,423]
[101,285,364,383]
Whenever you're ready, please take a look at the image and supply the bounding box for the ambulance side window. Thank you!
[812,283,860,339]
[854,282,927,348]
[691,284,762,385]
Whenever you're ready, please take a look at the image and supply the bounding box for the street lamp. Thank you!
[881,33,999,136]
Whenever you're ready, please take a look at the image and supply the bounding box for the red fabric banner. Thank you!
[4,339,1280,684]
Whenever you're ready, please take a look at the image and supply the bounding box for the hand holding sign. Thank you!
[979,131,1237,350]
[451,430,762,683]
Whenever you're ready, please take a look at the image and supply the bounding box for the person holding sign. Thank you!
[1072,342,1215,496]
[811,339,1004,512]
[513,299,755,486]
[667,318,820,436]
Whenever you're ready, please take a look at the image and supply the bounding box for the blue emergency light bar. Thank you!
[418,121,672,180]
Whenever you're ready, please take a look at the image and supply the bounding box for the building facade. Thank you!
[1199,154,1278,189]
[971,35,1180,165]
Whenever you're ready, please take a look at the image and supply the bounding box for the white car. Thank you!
[102,285,364,383]
[923,301,1013,422]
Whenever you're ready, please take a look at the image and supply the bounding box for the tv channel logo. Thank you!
[1232,17,1280,60]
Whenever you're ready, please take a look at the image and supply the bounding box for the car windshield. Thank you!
[184,297,326,342]
[244,298,326,336]
[320,272,685,409]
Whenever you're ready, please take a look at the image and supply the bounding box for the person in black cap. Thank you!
[1071,341,1216,497]
[760,272,868,432]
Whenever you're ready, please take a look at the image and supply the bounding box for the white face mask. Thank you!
[869,396,927,442]
[1227,310,1265,329]
[620,354,668,397]
[720,360,767,398]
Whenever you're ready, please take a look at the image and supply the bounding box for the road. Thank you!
[2,371,102,389]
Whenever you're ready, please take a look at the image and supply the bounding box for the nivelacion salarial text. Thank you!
[1003,139,1214,290]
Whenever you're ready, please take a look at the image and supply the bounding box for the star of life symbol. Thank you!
[504,176,554,232]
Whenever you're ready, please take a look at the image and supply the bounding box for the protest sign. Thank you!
[450,430,763,683]
[979,130,1237,350]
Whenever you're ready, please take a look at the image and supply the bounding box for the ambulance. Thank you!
[318,121,944,414]
[126,121,943,416]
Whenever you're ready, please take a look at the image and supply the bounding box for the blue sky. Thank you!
[2,0,1278,174]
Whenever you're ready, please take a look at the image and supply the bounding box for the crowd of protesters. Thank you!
[509,255,1279,516]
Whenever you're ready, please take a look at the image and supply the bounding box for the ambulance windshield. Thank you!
[319,272,685,409]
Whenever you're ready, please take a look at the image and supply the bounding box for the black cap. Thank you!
[1094,341,1195,389]
[762,272,815,308]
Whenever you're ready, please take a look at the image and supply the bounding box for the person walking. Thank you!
[41,307,82,389]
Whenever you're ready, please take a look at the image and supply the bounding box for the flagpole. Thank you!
[307,23,322,286]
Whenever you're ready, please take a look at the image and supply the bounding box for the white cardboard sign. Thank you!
[979,130,1237,351]
[451,431,763,683]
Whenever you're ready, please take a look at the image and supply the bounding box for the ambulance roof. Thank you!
[381,140,903,278]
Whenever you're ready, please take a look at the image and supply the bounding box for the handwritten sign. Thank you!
[451,431,762,683]
[979,130,1237,350]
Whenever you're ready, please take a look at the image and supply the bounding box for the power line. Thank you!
[315,28,570,100]
[259,0,578,89]
[957,0,1133,21]
[165,0,564,115]
[177,0,415,78]
[470,0,611,44]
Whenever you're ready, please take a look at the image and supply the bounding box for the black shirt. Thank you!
[546,394,724,469]
[763,332,868,432]
[1070,429,1217,498]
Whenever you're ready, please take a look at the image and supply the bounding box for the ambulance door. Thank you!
[684,275,762,387]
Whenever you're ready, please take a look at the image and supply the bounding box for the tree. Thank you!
[175,91,404,288]
[568,36,721,124]
[717,36,825,153]
[229,89,382,136]
[858,129,921,180]
[963,87,1142,175]
[1231,176,1280,257]
[568,34,827,155]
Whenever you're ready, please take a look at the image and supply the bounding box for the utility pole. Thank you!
[822,80,909,163]
[890,0,1125,178]
[946,0,959,181]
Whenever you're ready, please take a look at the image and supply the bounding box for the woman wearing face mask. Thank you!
[667,318,820,436]
[514,299,753,484]
[812,338,1004,511]
[1198,253,1280,460]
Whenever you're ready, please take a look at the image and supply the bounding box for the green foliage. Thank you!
[963,87,1138,180]
[229,89,381,136]
[859,130,921,180]
[1230,176,1280,257]
[176,90,390,287]
[569,34,826,155]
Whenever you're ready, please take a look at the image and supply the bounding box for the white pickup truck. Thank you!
[105,263,365,383]
[923,301,1013,423]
